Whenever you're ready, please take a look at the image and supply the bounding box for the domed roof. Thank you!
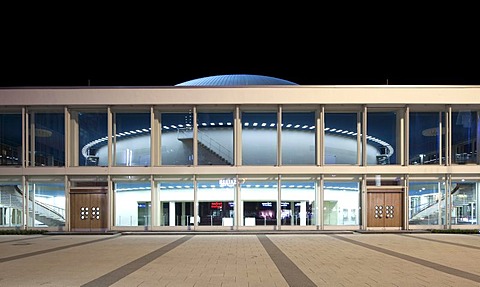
[175,74,298,86]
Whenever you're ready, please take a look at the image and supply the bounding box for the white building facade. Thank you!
[1,78,479,232]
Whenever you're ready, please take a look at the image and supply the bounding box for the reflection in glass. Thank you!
[452,111,478,164]
[27,181,65,227]
[198,112,234,165]
[409,112,445,165]
[367,111,398,165]
[280,180,315,226]
[241,179,277,226]
[451,181,477,225]
[242,112,277,165]
[30,112,65,166]
[114,181,151,226]
[0,113,22,166]
[282,112,315,165]
[114,113,150,166]
[408,181,445,225]
[0,180,23,227]
[325,113,358,164]
[78,112,107,166]
[197,180,234,226]
[323,182,360,225]
[157,180,194,226]
[161,113,194,165]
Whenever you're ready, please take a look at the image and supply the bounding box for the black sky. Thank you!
[1,8,479,87]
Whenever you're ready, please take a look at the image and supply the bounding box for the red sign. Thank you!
[210,202,223,209]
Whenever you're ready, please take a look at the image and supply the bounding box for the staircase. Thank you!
[177,128,233,165]
[1,185,65,227]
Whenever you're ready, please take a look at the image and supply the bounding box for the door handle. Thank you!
[91,207,100,220]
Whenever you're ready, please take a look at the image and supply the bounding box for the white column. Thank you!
[181,202,186,226]
[300,201,307,226]
[290,201,295,226]
[169,202,176,226]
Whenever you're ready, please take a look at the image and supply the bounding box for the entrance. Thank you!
[367,189,403,229]
[70,188,108,232]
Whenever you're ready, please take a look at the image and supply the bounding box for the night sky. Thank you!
[1,9,479,88]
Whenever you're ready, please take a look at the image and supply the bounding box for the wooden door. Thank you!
[384,192,402,227]
[71,193,91,232]
[367,190,403,228]
[89,193,108,231]
[70,190,108,232]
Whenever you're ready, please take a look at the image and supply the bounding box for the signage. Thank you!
[211,202,223,209]
[219,178,246,188]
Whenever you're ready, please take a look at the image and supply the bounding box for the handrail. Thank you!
[34,199,65,221]
[177,128,234,164]
[13,185,65,222]
[197,130,233,164]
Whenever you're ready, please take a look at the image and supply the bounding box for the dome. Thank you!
[175,74,298,86]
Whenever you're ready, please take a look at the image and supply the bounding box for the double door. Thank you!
[70,189,108,232]
[367,190,403,228]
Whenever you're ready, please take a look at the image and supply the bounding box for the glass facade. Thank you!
[409,112,445,165]
[281,112,315,165]
[161,112,194,165]
[452,111,478,164]
[367,110,400,165]
[280,180,316,226]
[324,112,359,165]
[1,87,480,232]
[408,181,446,226]
[29,112,65,166]
[197,178,235,226]
[197,112,234,165]
[242,112,277,165]
[324,181,360,226]
[450,180,478,225]
[241,178,278,226]
[113,112,150,166]
[0,179,23,227]
[114,180,151,227]
[157,178,194,227]
[0,113,22,166]
[27,179,65,228]
[77,111,108,166]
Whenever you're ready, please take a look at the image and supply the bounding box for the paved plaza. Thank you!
[1,232,479,286]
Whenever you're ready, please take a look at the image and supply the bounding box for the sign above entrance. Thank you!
[219,178,246,188]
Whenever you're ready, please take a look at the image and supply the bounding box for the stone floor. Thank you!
[1,232,479,286]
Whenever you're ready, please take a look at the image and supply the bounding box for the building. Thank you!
[0,74,479,232]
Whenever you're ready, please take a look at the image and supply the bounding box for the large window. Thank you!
[367,110,402,165]
[197,112,234,165]
[161,112,194,165]
[409,112,445,165]
[27,178,65,228]
[325,112,359,165]
[452,110,478,164]
[280,179,316,226]
[0,178,23,227]
[323,181,360,226]
[114,180,151,227]
[408,181,446,225]
[28,111,65,166]
[75,111,108,166]
[282,112,315,165]
[240,178,278,226]
[0,112,22,166]
[197,178,235,226]
[242,112,277,165]
[156,178,194,227]
[113,112,151,166]
[450,180,478,225]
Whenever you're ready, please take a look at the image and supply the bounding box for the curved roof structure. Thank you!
[175,74,298,86]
